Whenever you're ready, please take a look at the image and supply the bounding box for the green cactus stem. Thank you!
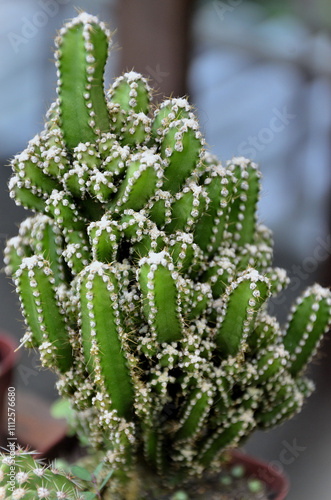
[226,158,261,247]
[199,409,255,468]
[167,232,198,273]
[175,383,215,442]
[88,215,120,263]
[254,344,289,384]
[77,261,134,419]
[256,375,306,428]
[8,174,47,213]
[138,251,184,344]
[151,97,195,140]
[248,313,280,353]
[122,112,152,147]
[102,142,130,179]
[194,161,235,256]
[265,266,290,296]
[55,13,112,150]
[215,269,270,357]
[160,118,204,194]
[111,150,163,213]
[201,255,236,299]
[11,146,61,197]
[14,255,73,373]
[45,190,86,232]
[4,236,32,278]
[41,130,71,179]
[283,284,331,376]
[0,448,83,499]
[29,214,66,286]
[107,71,152,137]
[164,180,209,235]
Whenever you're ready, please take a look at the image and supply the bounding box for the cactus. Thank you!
[0,448,83,499]
[3,11,331,497]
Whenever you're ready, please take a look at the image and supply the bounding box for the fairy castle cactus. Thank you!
[3,11,331,495]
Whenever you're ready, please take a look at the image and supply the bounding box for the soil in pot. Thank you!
[99,452,288,500]
[125,467,270,500]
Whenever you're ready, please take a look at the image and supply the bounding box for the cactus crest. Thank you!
[4,10,331,496]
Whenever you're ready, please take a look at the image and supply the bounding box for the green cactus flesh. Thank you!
[0,448,83,499]
[55,13,111,150]
[4,10,331,493]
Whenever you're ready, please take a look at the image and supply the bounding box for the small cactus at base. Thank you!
[3,11,331,498]
[0,448,83,499]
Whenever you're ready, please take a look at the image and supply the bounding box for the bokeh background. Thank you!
[1,1,331,498]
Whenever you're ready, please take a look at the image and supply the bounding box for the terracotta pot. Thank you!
[0,331,18,442]
[229,449,290,500]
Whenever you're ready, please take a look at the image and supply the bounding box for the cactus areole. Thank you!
[4,11,331,494]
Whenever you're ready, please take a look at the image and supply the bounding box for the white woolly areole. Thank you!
[37,486,51,498]
[200,283,212,294]
[20,255,43,270]
[88,215,116,233]
[160,97,190,110]
[174,231,194,244]
[228,156,257,169]
[15,471,29,485]
[74,142,88,152]
[11,489,26,500]
[241,268,265,283]
[171,97,191,109]
[139,250,171,268]
[73,12,100,26]
[5,236,22,252]
[139,149,161,167]
[84,261,108,274]
[8,174,20,190]
[68,12,111,40]
[124,70,144,82]
[274,267,288,281]
[210,163,226,178]
[304,283,331,301]
[169,117,199,132]
[19,217,36,235]
[15,151,31,163]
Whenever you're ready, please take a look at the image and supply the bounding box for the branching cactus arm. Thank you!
[55,13,112,150]
[283,284,331,376]
[14,255,73,373]
[77,261,134,419]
